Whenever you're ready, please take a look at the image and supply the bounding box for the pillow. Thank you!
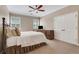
[15,27,21,36]
[5,27,13,38]
[11,29,17,36]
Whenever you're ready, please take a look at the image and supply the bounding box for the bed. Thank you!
[1,17,47,54]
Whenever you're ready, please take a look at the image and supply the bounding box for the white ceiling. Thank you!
[7,5,67,17]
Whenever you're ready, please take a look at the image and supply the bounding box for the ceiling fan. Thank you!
[28,5,45,13]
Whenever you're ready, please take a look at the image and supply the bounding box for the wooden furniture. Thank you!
[6,42,46,54]
[33,29,54,40]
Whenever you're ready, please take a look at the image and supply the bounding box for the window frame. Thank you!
[33,19,40,29]
[10,16,21,29]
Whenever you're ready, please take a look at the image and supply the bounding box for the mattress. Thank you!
[7,31,47,47]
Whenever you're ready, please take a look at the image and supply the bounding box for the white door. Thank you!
[54,12,78,45]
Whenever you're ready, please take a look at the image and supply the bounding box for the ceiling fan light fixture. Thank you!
[28,5,45,13]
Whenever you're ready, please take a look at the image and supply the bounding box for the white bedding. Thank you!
[7,31,47,47]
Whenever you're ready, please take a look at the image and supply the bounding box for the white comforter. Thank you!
[7,31,47,47]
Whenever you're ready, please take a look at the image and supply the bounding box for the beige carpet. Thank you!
[28,40,79,54]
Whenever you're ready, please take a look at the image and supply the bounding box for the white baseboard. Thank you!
[55,39,79,46]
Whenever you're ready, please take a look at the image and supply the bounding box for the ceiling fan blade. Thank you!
[29,6,35,10]
[38,10,45,11]
[37,5,43,9]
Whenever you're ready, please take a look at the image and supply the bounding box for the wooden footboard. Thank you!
[20,42,47,54]
[5,42,47,54]
[6,45,17,54]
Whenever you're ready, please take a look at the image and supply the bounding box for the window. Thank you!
[10,16,21,28]
[33,19,40,29]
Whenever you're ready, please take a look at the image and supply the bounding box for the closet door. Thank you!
[54,12,78,45]
[54,14,65,40]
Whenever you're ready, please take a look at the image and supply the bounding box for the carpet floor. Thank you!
[28,39,79,54]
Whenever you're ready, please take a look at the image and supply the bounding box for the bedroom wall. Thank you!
[21,16,34,31]
[9,13,39,31]
[0,5,9,52]
[40,5,79,45]
[0,5,9,26]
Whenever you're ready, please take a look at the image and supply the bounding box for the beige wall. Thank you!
[40,17,54,30]
[0,5,9,26]
[0,5,9,52]
[9,13,39,31]
[21,16,33,31]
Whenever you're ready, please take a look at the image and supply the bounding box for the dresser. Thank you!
[33,29,54,40]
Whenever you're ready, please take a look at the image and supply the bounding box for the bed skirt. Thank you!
[5,42,47,54]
